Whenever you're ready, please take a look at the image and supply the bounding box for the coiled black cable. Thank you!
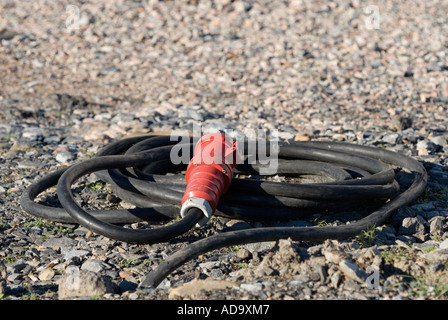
[20,135,427,288]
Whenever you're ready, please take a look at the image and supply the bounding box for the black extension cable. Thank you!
[20,135,427,288]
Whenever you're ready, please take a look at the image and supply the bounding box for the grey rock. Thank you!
[236,248,251,260]
[288,280,305,289]
[45,93,87,109]
[199,261,220,270]
[398,216,427,235]
[44,135,61,144]
[314,265,328,282]
[39,269,56,281]
[309,271,321,281]
[277,131,295,140]
[390,117,412,132]
[401,128,421,143]
[292,274,310,284]
[382,133,402,144]
[254,264,275,277]
[178,107,203,121]
[330,271,343,288]
[243,241,276,255]
[7,258,28,273]
[42,237,76,250]
[225,220,252,231]
[343,278,361,291]
[55,152,74,163]
[429,135,447,148]
[429,216,445,236]
[7,272,23,283]
[422,249,448,263]
[202,121,232,135]
[390,206,416,227]
[61,248,90,261]
[429,263,445,273]
[167,279,238,299]
[0,29,19,41]
[427,64,443,72]
[94,113,112,122]
[21,127,44,141]
[240,282,263,293]
[0,261,7,295]
[323,242,348,264]
[81,259,111,273]
[439,239,448,250]
[17,160,41,170]
[416,140,436,154]
[209,268,224,279]
[58,266,118,299]
[375,225,396,244]
[338,259,368,284]
[395,235,418,245]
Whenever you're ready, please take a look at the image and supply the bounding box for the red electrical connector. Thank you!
[180,133,239,226]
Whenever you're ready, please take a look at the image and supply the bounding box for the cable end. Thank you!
[180,197,213,227]
[180,133,239,226]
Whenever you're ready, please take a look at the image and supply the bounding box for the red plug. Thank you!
[180,133,239,226]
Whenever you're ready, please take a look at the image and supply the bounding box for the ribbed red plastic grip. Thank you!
[181,133,238,213]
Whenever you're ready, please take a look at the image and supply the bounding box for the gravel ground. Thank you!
[0,0,447,301]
